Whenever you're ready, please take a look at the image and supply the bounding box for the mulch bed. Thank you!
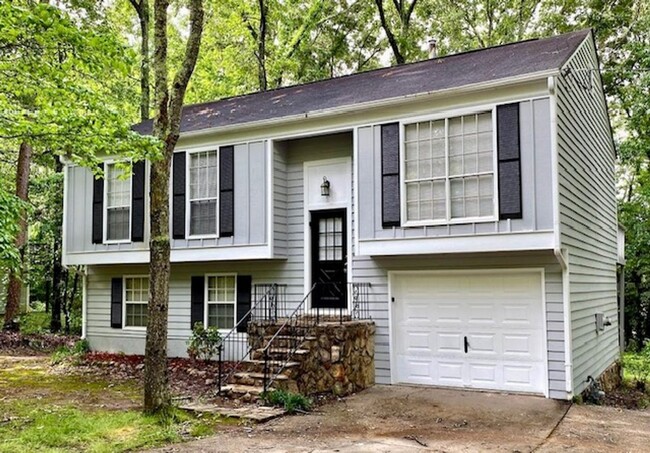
[602,383,650,410]
[71,352,237,400]
[0,332,78,355]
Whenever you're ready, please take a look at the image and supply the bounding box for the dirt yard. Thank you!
[149,385,650,453]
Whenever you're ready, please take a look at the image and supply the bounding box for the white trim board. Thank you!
[358,230,555,256]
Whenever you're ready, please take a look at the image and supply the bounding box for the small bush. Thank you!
[186,323,221,362]
[624,341,650,391]
[20,311,50,335]
[261,389,312,413]
[51,339,90,365]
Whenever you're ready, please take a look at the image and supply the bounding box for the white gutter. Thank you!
[179,69,559,139]
[549,75,573,398]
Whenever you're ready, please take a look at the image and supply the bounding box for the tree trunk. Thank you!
[130,0,150,121]
[144,0,204,415]
[3,142,32,331]
[50,159,64,333]
[257,0,268,90]
[374,0,405,64]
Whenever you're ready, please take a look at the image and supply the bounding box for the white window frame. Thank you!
[399,105,499,227]
[186,148,220,239]
[103,160,132,244]
[122,274,149,330]
[203,273,237,331]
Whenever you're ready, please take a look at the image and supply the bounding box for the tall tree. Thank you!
[3,142,31,330]
[373,0,422,64]
[129,0,151,120]
[144,0,204,414]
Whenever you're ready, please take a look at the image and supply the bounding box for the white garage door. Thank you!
[392,270,546,394]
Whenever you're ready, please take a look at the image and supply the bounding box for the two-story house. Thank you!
[63,29,623,400]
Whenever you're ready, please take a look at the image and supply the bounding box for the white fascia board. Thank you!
[64,244,276,266]
[357,231,555,256]
[178,70,558,141]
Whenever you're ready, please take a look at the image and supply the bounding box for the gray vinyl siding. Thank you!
[357,98,554,240]
[556,36,619,394]
[65,141,268,256]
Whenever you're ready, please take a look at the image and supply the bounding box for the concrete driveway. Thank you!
[152,385,573,452]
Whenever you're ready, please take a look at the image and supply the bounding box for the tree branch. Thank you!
[168,0,204,139]
[374,0,404,64]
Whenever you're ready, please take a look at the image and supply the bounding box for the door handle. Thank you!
[464,336,469,353]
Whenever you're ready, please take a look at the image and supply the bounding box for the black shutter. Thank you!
[110,277,123,328]
[381,123,400,227]
[236,275,252,333]
[131,161,145,242]
[190,276,205,328]
[219,145,234,237]
[92,164,104,244]
[172,152,186,239]
[497,103,523,219]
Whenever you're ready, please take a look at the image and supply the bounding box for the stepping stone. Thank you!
[179,403,286,422]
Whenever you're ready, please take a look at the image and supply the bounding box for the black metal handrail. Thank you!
[216,283,286,393]
[260,281,372,391]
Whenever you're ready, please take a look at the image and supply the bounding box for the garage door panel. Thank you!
[393,271,546,395]
[437,332,463,353]
[438,361,464,384]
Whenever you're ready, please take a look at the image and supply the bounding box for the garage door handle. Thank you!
[464,336,469,353]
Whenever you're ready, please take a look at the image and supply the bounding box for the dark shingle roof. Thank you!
[133,29,589,135]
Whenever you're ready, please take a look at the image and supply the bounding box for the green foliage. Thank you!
[51,339,89,365]
[19,311,50,335]
[261,389,312,413]
[624,342,650,386]
[0,187,27,274]
[186,323,222,362]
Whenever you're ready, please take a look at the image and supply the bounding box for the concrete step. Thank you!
[239,359,300,375]
[262,335,317,349]
[220,384,265,397]
[251,347,310,361]
[231,371,289,386]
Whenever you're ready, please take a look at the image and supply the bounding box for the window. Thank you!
[105,162,131,241]
[404,111,495,224]
[206,275,236,329]
[189,150,218,236]
[124,277,148,328]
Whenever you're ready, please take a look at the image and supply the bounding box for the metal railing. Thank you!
[260,282,372,391]
[216,283,287,393]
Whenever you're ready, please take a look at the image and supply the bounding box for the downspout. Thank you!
[549,75,573,399]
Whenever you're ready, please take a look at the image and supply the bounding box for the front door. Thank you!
[311,209,347,309]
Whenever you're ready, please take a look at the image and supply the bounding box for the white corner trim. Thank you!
[267,139,274,258]
[358,230,555,256]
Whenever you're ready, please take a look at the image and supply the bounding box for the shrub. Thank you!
[20,311,50,334]
[261,389,312,414]
[624,341,650,391]
[186,323,221,362]
[51,339,90,365]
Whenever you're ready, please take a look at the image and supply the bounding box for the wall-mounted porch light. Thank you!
[321,176,330,197]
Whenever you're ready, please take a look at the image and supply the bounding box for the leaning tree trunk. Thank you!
[129,0,150,121]
[143,0,203,415]
[3,141,32,331]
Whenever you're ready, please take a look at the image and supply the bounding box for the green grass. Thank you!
[261,389,312,414]
[0,356,227,452]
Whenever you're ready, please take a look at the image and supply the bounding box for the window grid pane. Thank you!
[206,274,236,329]
[106,163,131,241]
[404,112,494,223]
[189,150,218,236]
[125,277,148,328]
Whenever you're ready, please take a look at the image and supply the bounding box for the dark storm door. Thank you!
[311,209,347,309]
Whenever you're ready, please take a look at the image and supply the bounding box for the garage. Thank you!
[391,270,547,395]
